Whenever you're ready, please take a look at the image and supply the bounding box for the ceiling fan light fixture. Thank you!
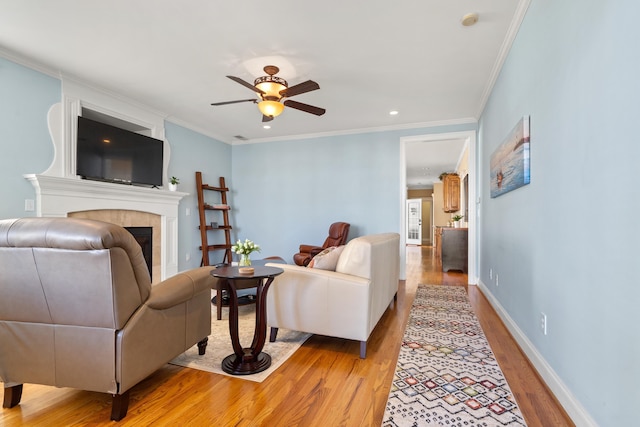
[212,64,325,121]
[255,81,287,98]
[258,100,285,117]
[254,75,288,99]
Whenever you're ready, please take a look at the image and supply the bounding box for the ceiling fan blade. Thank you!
[284,100,326,116]
[227,75,266,95]
[279,80,320,98]
[262,115,274,122]
[210,98,256,106]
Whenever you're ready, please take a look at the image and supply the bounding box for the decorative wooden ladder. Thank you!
[195,172,232,266]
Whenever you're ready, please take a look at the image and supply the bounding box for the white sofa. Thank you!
[266,233,400,358]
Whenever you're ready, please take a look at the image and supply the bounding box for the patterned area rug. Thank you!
[170,293,311,383]
[382,285,527,426]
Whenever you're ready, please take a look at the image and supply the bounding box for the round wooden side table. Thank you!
[211,265,284,375]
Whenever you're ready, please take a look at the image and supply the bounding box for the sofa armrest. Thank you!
[146,267,215,310]
[117,266,213,393]
[266,263,372,341]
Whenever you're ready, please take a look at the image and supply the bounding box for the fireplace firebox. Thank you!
[125,227,153,281]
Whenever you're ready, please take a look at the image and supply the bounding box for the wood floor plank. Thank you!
[1,245,573,426]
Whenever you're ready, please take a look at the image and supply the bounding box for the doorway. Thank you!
[406,199,422,245]
[399,130,477,285]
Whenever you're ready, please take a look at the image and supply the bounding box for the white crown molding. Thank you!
[0,46,62,79]
[0,47,172,130]
[164,116,230,145]
[1,48,477,147]
[234,117,478,145]
[0,46,230,145]
[475,0,532,118]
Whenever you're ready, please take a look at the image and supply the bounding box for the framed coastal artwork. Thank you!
[490,116,530,198]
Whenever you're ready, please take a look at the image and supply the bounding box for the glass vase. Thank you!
[239,253,251,266]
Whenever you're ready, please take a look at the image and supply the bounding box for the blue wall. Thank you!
[230,132,399,262]
[478,1,639,425]
[163,121,231,270]
[230,123,475,264]
[0,57,59,219]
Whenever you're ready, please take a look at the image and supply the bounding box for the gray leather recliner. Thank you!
[0,217,213,420]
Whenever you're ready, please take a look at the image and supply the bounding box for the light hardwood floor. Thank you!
[1,246,573,426]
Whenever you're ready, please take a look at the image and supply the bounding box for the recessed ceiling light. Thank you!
[263,125,271,129]
[461,13,479,27]
[389,110,399,115]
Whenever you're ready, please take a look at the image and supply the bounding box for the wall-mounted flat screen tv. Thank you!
[76,116,163,187]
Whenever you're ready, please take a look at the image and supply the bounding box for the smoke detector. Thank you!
[461,13,479,27]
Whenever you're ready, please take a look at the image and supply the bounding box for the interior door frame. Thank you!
[399,130,477,285]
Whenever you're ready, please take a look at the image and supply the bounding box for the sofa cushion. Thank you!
[308,245,345,270]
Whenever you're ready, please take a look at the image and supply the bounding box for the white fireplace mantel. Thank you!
[21,78,189,281]
[25,174,187,280]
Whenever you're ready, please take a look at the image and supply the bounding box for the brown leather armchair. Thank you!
[0,217,213,421]
[293,222,350,266]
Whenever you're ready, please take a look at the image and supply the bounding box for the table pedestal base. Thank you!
[221,351,271,375]
[211,265,283,376]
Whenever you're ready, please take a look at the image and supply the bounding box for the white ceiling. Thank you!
[0,1,525,187]
[406,138,467,189]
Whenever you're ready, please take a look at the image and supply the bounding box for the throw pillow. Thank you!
[307,247,335,268]
[308,245,345,271]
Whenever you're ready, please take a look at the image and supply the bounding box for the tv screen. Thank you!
[76,116,163,187]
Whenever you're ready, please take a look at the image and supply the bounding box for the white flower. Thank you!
[231,238,261,255]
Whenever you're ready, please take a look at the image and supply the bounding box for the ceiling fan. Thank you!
[211,65,326,122]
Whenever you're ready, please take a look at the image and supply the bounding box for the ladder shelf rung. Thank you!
[198,225,232,231]
[199,244,232,251]
[203,203,230,210]
[202,185,229,192]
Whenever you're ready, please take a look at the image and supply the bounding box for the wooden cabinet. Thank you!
[443,174,460,213]
[434,226,442,259]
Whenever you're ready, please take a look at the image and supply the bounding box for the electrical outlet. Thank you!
[489,268,493,280]
[186,207,191,216]
[495,274,499,287]
[186,252,191,261]
[25,199,35,211]
[540,312,547,335]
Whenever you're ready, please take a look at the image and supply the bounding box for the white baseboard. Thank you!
[477,280,597,427]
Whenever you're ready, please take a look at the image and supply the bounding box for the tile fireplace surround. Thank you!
[24,174,186,282]
[69,210,161,283]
